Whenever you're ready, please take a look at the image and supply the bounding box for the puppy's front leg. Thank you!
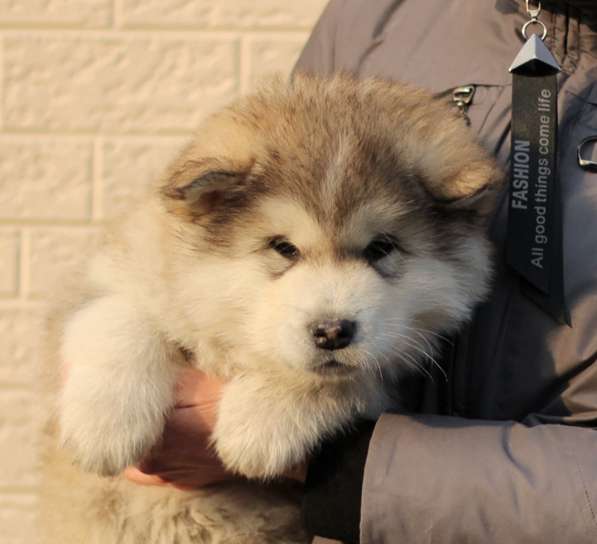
[59,295,181,475]
[213,374,356,479]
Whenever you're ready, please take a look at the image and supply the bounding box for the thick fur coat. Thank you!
[40,75,502,543]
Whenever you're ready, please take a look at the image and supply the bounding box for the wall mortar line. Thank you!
[92,138,104,221]
[14,228,21,297]
[112,0,122,29]
[1,28,309,39]
[18,228,30,301]
[238,34,248,97]
[0,34,4,131]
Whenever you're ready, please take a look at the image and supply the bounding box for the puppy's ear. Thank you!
[439,182,499,216]
[161,159,255,219]
[422,159,504,218]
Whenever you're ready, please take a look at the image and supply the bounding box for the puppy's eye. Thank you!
[269,237,300,260]
[363,236,399,262]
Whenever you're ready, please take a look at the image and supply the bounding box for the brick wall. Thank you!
[0,2,326,541]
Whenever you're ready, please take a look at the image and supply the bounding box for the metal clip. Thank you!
[525,0,541,19]
[577,136,597,172]
[522,0,547,40]
[452,85,475,125]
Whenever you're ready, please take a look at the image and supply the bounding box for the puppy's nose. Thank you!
[311,319,357,351]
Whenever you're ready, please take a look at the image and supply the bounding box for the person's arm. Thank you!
[291,0,343,79]
[303,410,597,543]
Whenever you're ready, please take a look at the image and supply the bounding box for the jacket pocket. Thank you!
[436,83,511,158]
[566,88,597,168]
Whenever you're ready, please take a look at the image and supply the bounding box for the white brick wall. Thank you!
[0,2,326,541]
[101,138,186,219]
[119,0,325,29]
[0,1,112,28]
[0,137,93,220]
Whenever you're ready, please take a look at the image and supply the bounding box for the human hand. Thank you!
[123,367,307,488]
[122,367,232,489]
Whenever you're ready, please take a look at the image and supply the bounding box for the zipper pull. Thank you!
[452,85,476,125]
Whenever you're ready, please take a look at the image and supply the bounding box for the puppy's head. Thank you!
[160,75,502,380]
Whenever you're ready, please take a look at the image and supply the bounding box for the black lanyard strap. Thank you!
[507,34,571,326]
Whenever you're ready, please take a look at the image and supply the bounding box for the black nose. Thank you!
[311,319,357,351]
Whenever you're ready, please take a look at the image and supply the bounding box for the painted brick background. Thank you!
[0,2,326,541]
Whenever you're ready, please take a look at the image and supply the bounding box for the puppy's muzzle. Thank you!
[310,319,357,350]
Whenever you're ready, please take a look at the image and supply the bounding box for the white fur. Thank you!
[60,295,182,475]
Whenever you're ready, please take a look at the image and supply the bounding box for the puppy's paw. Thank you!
[59,395,165,476]
[58,295,179,476]
[212,415,302,480]
[212,377,321,479]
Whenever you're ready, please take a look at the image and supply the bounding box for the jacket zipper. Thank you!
[452,85,476,125]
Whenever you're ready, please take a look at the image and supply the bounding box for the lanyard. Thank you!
[507,1,571,326]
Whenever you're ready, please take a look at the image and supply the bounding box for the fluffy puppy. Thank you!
[41,75,502,543]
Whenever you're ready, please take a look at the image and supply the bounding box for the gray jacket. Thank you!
[295,1,597,542]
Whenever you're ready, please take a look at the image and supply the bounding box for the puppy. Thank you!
[41,75,502,543]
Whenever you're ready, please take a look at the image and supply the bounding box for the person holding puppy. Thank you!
[125,1,597,543]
